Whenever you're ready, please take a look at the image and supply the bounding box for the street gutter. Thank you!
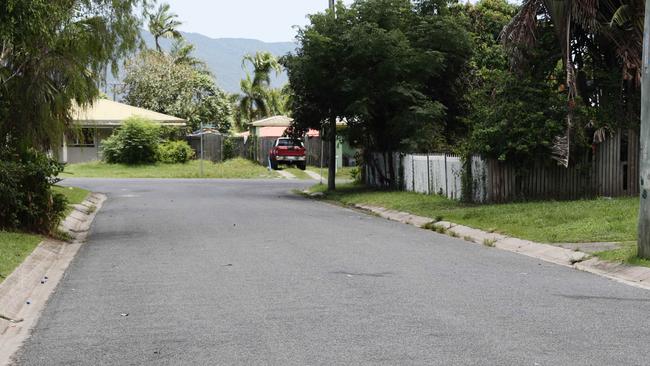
[303,191,650,291]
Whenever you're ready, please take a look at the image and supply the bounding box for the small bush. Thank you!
[158,140,195,164]
[222,138,235,161]
[102,117,160,165]
[0,148,67,233]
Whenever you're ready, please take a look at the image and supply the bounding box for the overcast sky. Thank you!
[162,0,355,43]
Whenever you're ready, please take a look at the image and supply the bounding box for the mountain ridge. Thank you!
[108,30,296,95]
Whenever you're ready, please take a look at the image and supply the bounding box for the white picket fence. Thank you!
[365,152,489,202]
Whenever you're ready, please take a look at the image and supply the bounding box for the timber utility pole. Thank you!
[639,0,650,258]
[327,0,337,191]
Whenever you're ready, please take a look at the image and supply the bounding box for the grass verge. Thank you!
[63,158,278,179]
[594,242,650,268]
[0,186,91,283]
[308,166,357,180]
[309,183,638,244]
[53,185,89,205]
[0,231,42,281]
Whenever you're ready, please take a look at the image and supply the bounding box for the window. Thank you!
[276,139,303,147]
[68,128,96,147]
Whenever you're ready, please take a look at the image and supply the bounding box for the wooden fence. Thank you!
[365,129,639,203]
[187,134,333,167]
[484,129,639,202]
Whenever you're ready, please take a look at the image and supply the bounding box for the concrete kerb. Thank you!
[0,192,106,365]
[351,203,650,291]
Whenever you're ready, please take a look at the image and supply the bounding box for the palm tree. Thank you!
[170,39,207,72]
[148,3,183,52]
[242,52,282,89]
[238,52,283,123]
[501,0,644,166]
[239,74,270,123]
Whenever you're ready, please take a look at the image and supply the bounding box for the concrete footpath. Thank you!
[352,203,650,291]
[0,193,106,365]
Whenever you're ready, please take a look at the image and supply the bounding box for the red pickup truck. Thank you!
[269,138,306,170]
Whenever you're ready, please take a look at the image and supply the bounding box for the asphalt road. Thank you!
[14,179,650,365]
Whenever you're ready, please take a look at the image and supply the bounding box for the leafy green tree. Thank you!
[123,51,233,132]
[465,69,567,165]
[0,0,147,151]
[147,3,183,52]
[285,0,472,188]
[282,2,351,190]
[0,0,145,232]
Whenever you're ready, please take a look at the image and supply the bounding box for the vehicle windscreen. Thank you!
[277,139,303,147]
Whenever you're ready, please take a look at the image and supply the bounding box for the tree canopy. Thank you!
[0,0,148,150]
[284,0,472,162]
[123,51,233,132]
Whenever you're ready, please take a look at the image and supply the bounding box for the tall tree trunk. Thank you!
[638,0,650,258]
[328,115,336,191]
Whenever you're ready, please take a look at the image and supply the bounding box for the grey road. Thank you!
[14,179,650,365]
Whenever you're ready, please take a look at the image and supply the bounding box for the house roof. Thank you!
[71,99,186,127]
[249,115,348,128]
[249,115,293,127]
[237,127,320,138]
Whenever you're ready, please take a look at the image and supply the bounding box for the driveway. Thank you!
[13,179,650,365]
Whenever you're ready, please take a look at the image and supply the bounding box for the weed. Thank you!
[483,238,497,247]
[86,204,97,214]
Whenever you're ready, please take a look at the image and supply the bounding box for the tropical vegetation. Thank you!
[101,117,194,165]
[122,3,233,132]
[0,0,146,233]
[235,52,291,130]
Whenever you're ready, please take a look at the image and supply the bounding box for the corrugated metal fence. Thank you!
[365,129,639,203]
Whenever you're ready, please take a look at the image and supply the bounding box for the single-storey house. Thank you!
[60,99,186,163]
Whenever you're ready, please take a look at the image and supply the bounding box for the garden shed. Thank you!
[59,99,186,164]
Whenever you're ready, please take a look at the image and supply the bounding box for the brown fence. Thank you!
[485,129,639,202]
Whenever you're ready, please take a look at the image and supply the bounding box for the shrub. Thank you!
[222,138,235,161]
[102,117,160,164]
[158,140,195,164]
[0,148,67,233]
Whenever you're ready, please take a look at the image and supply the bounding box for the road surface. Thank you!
[14,179,650,365]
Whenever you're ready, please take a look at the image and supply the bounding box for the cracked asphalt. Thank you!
[13,179,650,365]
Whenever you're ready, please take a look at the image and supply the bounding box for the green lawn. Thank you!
[308,166,357,180]
[53,185,89,205]
[0,231,42,281]
[0,186,91,283]
[310,183,638,244]
[594,242,650,268]
[63,158,278,179]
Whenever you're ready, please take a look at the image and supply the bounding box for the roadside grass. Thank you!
[283,167,311,180]
[63,158,278,179]
[594,242,650,268]
[53,185,89,205]
[0,231,42,281]
[52,185,90,216]
[0,186,91,284]
[309,183,638,244]
[308,166,357,180]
